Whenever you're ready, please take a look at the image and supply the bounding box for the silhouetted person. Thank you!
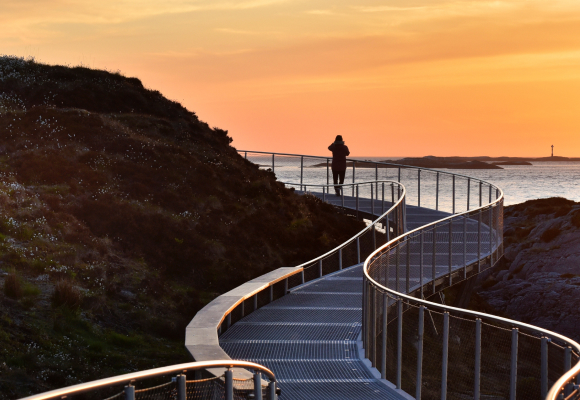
[328,135,350,196]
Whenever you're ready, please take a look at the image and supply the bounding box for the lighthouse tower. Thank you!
[551,145,554,158]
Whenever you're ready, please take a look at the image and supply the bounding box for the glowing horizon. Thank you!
[2,0,580,157]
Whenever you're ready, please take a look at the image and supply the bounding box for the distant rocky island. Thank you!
[312,155,579,169]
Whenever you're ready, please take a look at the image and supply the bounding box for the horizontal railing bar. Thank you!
[19,360,276,400]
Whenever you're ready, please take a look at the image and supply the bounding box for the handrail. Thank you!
[186,176,407,376]
[19,360,276,400]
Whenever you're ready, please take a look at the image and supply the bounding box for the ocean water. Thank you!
[358,159,580,206]
[248,154,580,207]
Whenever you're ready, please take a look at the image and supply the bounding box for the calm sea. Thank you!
[361,159,580,206]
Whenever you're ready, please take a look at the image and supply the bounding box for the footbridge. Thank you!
[22,152,580,400]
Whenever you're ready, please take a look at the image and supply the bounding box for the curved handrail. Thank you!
[186,178,406,375]
[19,360,276,400]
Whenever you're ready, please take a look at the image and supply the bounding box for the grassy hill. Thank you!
[0,56,364,398]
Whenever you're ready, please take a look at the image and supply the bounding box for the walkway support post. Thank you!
[381,293,388,380]
[254,372,263,400]
[452,175,456,214]
[268,381,276,400]
[418,170,421,207]
[176,374,186,400]
[478,210,482,273]
[327,158,330,185]
[416,306,424,400]
[448,220,453,286]
[542,337,549,398]
[300,156,304,191]
[395,244,400,292]
[441,312,449,400]
[510,328,519,400]
[339,248,343,270]
[479,181,483,207]
[372,288,377,367]
[226,369,234,400]
[318,260,322,278]
[436,172,439,210]
[463,215,467,279]
[467,178,471,210]
[406,239,411,294]
[420,232,424,299]
[352,162,356,197]
[356,185,359,219]
[125,385,135,400]
[397,299,403,389]
[474,319,481,400]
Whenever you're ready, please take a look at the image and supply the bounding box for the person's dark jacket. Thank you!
[328,142,350,171]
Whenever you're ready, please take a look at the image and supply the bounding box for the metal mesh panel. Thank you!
[479,322,511,398]
[186,376,225,400]
[135,381,176,400]
[102,391,124,400]
[517,332,542,400]
[446,315,476,399]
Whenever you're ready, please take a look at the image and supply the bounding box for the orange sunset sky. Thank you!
[2,0,580,157]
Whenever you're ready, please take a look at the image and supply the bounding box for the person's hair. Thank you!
[335,135,343,142]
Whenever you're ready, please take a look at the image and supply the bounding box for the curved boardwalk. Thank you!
[220,199,447,400]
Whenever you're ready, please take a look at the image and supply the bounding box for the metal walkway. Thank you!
[219,201,448,400]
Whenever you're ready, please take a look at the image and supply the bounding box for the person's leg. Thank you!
[332,170,340,195]
[338,170,346,195]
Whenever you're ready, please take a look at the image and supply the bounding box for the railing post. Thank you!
[395,244,400,292]
[373,224,377,250]
[448,220,453,286]
[541,337,549,398]
[372,287,377,367]
[357,237,361,264]
[479,181,482,207]
[391,183,395,204]
[381,293,388,380]
[300,156,304,191]
[244,151,248,159]
[398,167,401,183]
[418,169,421,207]
[452,175,456,214]
[226,368,234,400]
[362,279,367,349]
[177,374,186,400]
[356,185,359,219]
[241,299,245,317]
[301,269,305,284]
[327,158,330,185]
[318,260,323,278]
[467,178,471,210]
[489,185,492,204]
[226,313,231,329]
[565,347,573,397]
[371,183,375,216]
[268,381,277,400]
[397,299,403,389]
[436,172,439,210]
[489,206,494,265]
[322,186,326,202]
[339,248,343,270]
[441,312,449,400]
[406,239,411,294]
[432,226,437,295]
[382,182,385,214]
[478,210,482,273]
[416,306,424,400]
[375,163,379,198]
[420,232,424,299]
[284,278,288,294]
[352,162,356,197]
[341,187,345,209]
[272,154,275,173]
[474,318,481,400]
[386,217,390,242]
[254,372,263,400]
[463,215,467,278]
[510,328,519,400]
[254,294,258,311]
[124,385,135,400]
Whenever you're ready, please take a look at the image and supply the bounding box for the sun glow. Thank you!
[2,0,580,156]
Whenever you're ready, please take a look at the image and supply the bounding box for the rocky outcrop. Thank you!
[478,198,580,341]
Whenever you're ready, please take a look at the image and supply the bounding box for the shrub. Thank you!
[3,270,22,299]
[541,227,560,243]
[52,280,82,310]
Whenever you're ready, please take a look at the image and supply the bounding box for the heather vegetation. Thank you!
[0,56,365,398]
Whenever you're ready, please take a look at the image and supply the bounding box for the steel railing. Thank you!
[241,150,580,400]
[19,360,278,400]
